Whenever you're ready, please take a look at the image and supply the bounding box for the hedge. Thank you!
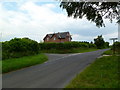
[39,42,96,50]
[2,38,39,60]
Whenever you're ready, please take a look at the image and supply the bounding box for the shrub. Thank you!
[2,38,39,60]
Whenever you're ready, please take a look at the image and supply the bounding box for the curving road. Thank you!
[2,49,108,88]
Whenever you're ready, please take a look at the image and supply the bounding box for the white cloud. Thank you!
[104,32,118,44]
[72,34,93,42]
[118,23,120,42]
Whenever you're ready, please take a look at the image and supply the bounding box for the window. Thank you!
[54,37,56,40]
[47,38,49,41]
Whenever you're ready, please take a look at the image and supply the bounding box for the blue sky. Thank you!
[0,1,118,44]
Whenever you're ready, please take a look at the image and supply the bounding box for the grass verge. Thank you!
[103,49,120,55]
[102,50,113,55]
[41,48,99,54]
[1,54,48,73]
[66,56,119,88]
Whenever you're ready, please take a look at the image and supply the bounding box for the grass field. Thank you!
[66,55,119,88]
[1,54,48,73]
[41,48,99,54]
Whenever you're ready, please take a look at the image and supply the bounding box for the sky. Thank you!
[0,0,118,44]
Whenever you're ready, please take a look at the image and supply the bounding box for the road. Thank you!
[2,49,108,88]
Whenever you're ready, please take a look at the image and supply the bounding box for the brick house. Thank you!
[43,32,72,43]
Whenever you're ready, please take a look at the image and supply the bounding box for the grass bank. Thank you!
[1,54,48,73]
[66,55,119,88]
[41,48,99,54]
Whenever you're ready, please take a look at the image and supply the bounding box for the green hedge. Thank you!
[39,42,96,50]
[114,42,120,54]
[2,38,39,60]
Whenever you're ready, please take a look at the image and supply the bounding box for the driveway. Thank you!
[2,49,108,88]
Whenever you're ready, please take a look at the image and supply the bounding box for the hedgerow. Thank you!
[39,41,96,50]
[2,38,39,60]
[113,42,120,54]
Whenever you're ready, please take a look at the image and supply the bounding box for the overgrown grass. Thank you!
[40,48,99,54]
[1,54,48,73]
[66,56,119,88]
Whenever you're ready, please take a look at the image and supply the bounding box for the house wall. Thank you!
[44,34,71,43]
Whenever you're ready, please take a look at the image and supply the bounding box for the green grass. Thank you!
[103,49,120,55]
[41,48,99,54]
[102,50,113,55]
[66,56,120,88]
[71,48,99,53]
[1,54,48,73]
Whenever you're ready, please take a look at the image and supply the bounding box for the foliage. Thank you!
[113,42,120,54]
[39,41,96,50]
[104,42,109,48]
[1,54,48,73]
[60,1,120,27]
[2,38,39,60]
[66,56,119,88]
[103,42,120,55]
[94,35,109,49]
[41,48,98,54]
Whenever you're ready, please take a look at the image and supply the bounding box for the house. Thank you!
[43,32,72,43]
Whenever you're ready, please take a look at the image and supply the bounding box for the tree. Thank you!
[104,42,109,48]
[60,1,120,27]
[94,35,105,49]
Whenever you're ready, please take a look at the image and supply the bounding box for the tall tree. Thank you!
[94,35,105,49]
[60,1,120,27]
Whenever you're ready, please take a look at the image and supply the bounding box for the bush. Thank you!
[2,38,39,60]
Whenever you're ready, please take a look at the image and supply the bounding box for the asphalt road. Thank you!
[2,49,108,88]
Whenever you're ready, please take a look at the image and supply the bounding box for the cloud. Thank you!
[72,34,93,42]
[118,23,120,42]
[0,1,118,44]
[104,32,118,44]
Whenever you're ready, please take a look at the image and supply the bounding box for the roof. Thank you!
[43,32,72,40]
